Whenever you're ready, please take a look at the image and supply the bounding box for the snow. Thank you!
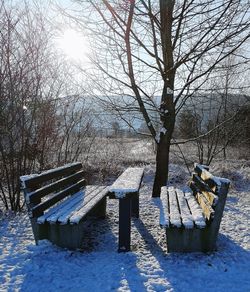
[194,164,230,187]
[184,189,206,228]
[20,174,39,195]
[109,167,144,198]
[167,187,182,228]
[175,188,194,229]
[0,164,250,292]
[36,186,109,225]
[158,187,169,228]
[155,133,161,143]
[155,127,167,143]
[213,176,230,186]
[20,174,38,183]
[166,87,174,95]
[160,127,167,135]
[70,186,108,224]
[20,163,81,183]
[37,189,85,224]
[158,186,194,229]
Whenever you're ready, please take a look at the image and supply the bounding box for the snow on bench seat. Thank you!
[168,187,182,228]
[161,164,230,252]
[183,189,206,228]
[37,185,108,225]
[176,188,194,229]
[109,167,144,198]
[159,187,170,228]
[37,189,85,224]
[21,162,110,250]
[159,186,206,229]
[69,186,108,224]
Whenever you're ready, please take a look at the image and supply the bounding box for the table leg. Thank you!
[131,192,139,218]
[118,197,131,252]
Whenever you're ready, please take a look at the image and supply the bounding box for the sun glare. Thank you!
[57,29,89,62]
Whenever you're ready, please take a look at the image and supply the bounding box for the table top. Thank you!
[109,167,144,198]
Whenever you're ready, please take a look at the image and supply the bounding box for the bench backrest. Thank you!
[20,162,86,218]
[189,163,230,224]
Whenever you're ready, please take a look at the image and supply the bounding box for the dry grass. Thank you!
[79,137,249,184]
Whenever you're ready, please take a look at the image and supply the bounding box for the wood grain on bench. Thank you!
[37,185,108,225]
[159,186,205,229]
[159,164,230,252]
[22,162,83,190]
[21,163,108,250]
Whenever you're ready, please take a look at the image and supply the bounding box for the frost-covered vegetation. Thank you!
[0,141,249,291]
[0,1,250,290]
[1,0,250,210]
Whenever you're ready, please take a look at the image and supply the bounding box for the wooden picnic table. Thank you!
[108,167,144,252]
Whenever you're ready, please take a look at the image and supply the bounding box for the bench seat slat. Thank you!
[40,186,97,224]
[159,187,170,228]
[160,164,230,252]
[21,162,112,250]
[168,187,182,228]
[57,186,102,224]
[175,189,194,229]
[69,186,109,224]
[184,190,206,228]
[37,189,85,224]
[109,167,144,197]
[37,186,105,225]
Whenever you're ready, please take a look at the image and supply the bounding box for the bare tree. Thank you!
[176,85,250,166]
[0,1,65,210]
[54,95,96,165]
[63,0,250,196]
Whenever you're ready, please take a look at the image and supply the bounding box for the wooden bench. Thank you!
[20,162,109,250]
[159,164,230,252]
[108,167,144,252]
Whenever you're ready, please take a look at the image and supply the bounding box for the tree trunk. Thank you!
[152,109,175,197]
[151,0,175,197]
[152,135,171,197]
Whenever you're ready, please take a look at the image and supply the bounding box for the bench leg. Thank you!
[131,192,139,218]
[30,218,49,244]
[89,197,107,218]
[118,197,131,252]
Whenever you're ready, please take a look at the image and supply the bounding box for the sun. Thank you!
[56,29,89,62]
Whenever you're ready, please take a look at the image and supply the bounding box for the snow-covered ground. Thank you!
[0,164,249,292]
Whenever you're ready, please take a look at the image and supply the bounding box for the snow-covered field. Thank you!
[0,162,249,292]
